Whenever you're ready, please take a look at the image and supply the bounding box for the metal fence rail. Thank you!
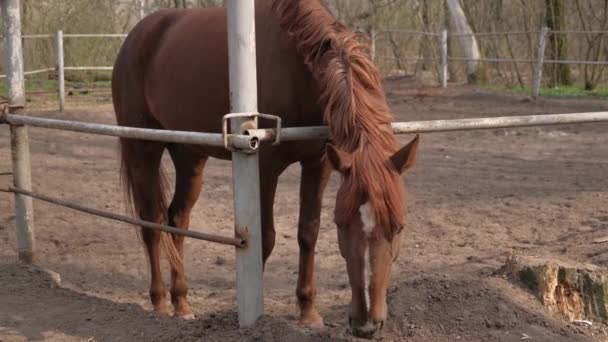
[3,113,260,152]
[246,112,608,142]
[0,187,246,247]
[63,33,127,38]
[64,66,114,71]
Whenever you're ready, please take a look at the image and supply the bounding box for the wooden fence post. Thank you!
[440,29,448,88]
[1,0,25,108]
[10,124,35,263]
[56,30,65,112]
[226,0,264,328]
[532,27,549,98]
[2,0,35,263]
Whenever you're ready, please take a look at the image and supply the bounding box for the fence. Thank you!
[366,27,608,97]
[3,0,608,331]
[3,27,607,111]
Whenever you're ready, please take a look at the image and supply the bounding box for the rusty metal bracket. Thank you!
[222,112,281,151]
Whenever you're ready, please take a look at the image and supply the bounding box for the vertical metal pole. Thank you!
[1,0,25,108]
[440,29,448,88]
[10,125,35,263]
[56,30,65,112]
[226,0,264,327]
[370,29,376,62]
[532,27,549,98]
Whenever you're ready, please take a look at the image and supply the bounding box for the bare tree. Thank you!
[446,0,484,83]
[544,0,572,86]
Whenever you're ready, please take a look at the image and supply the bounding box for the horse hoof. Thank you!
[299,317,325,329]
[178,314,196,321]
[174,312,196,320]
[153,306,171,317]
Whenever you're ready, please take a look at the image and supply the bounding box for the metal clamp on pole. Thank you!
[222,112,282,151]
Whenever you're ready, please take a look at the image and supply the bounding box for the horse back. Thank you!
[113,3,321,137]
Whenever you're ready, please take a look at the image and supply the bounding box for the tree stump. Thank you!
[504,253,608,322]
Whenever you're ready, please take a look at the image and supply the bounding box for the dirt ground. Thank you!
[2,78,608,342]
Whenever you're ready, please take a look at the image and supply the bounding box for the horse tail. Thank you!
[113,11,183,270]
[118,138,183,270]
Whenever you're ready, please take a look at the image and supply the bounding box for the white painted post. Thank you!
[370,29,376,62]
[532,27,549,98]
[225,0,264,327]
[1,0,25,108]
[440,29,448,88]
[56,30,65,112]
[2,0,34,263]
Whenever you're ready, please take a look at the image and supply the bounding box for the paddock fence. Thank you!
[3,0,608,331]
[369,28,608,96]
[2,27,607,111]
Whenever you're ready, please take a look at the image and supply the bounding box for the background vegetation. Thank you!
[2,0,607,97]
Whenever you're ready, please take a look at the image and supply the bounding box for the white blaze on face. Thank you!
[359,202,376,311]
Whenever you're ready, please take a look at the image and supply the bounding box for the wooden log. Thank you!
[504,253,608,322]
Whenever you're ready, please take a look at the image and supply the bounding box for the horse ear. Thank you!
[326,144,353,173]
[390,134,419,174]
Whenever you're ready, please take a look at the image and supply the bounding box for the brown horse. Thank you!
[112,0,418,338]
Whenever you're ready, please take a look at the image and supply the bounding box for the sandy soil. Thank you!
[2,79,608,342]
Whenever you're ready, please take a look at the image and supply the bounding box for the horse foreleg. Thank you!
[296,158,331,328]
[260,160,283,268]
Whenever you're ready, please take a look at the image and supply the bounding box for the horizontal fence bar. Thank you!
[64,66,113,71]
[448,57,608,65]
[543,59,608,65]
[0,67,54,79]
[24,31,608,40]
[25,88,112,96]
[549,30,608,35]
[247,112,608,141]
[0,187,245,248]
[378,29,439,36]
[449,57,535,63]
[63,33,127,38]
[448,31,540,37]
[378,57,439,63]
[24,67,54,75]
[1,114,259,151]
[22,34,53,39]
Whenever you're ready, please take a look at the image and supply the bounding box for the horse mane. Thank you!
[270,0,405,230]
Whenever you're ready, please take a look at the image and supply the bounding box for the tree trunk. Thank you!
[544,0,572,86]
[420,1,431,71]
[446,0,485,84]
[443,0,457,82]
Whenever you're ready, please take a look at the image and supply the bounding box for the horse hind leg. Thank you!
[167,145,207,319]
[120,139,170,315]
